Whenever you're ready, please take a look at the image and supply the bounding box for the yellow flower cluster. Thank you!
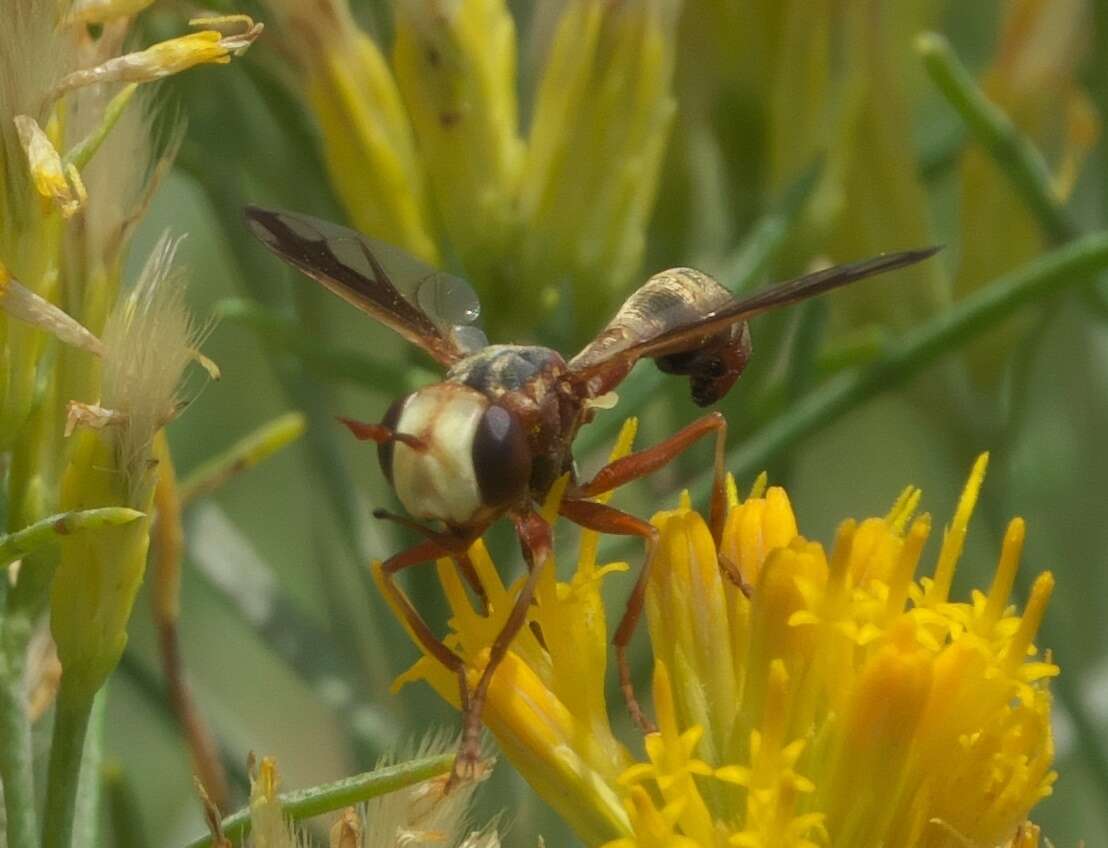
[381,421,1057,847]
[262,0,679,338]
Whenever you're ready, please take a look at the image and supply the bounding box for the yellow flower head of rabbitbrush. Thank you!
[263,0,680,337]
[381,420,1058,847]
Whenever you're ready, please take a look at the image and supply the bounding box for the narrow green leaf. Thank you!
[916,32,1080,243]
[0,507,145,570]
[182,753,453,848]
[178,411,308,506]
[72,692,108,848]
[64,83,138,171]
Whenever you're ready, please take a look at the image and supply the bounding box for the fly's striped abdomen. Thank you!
[571,268,751,405]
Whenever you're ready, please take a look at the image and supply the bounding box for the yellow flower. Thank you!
[381,421,1057,847]
[54,16,263,94]
[262,0,682,338]
[375,425,640,845]
[13,115,86,218]
[263,0,439,264]
[392,0,524,284]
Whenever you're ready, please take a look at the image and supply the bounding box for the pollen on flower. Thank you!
[380,422,1058,847]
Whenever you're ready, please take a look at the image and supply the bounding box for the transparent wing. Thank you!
[244,206,487,365]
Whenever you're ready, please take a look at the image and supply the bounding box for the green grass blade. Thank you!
[0,507,145,570]
[916,32,1080,243]
[178,411,308,506]
[182,753,453,848]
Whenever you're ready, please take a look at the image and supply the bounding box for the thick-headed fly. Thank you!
[245,205,938,783]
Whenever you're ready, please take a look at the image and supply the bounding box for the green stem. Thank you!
[63,84,138,172]
[177,412,307,506]
[0,615,39,848]
[42,690,93,848]
[916,31,1080,243]
[71,693,107,848]
[691,232,1108,493]
[183,753,453,848]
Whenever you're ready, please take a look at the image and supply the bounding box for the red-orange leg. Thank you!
[373,509,489,612]
[449,511,553,791]
[559,498,659,733]
[376,531,484,784]
[573,411,729,543]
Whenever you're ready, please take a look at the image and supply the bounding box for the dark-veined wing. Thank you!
[244,206,487,366]
[569,246,940,385]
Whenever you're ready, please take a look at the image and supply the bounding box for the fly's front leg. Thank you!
[573,411,728,543]
[559,498,659,733]
[451,512,553,791]
[377,532,483,783]
[373,509,489,613]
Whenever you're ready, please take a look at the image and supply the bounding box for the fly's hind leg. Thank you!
[559,498,659,733]
[573,411,728,542]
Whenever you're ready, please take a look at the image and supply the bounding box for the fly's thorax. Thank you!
[379,383,531,525]
[446,344,580,495]
[446,344,566,399]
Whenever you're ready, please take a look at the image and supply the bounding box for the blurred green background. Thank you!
[93,0,1108,844]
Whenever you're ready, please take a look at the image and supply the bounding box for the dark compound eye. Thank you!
[377,394,410,484]
[472,404,532,508]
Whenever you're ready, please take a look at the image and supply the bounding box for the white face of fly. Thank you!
[389,385,488,525]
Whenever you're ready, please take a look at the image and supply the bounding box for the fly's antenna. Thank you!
[338,416,428,451]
